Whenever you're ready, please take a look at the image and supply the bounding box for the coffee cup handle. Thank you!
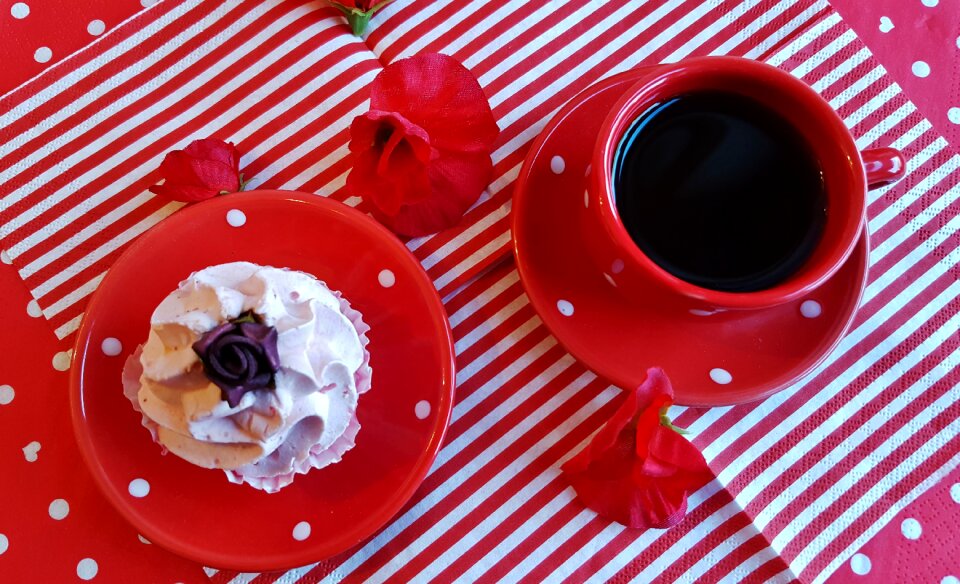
[861,147,906,190]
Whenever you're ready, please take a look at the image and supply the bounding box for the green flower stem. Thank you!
[659,404,690,435]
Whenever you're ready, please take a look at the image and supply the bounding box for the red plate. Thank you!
[70,191,455,571]
[513,71,868,406]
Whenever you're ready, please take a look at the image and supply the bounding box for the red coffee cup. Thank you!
[584,56,905,312]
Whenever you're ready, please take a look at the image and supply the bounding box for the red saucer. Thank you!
[70,191,455,571]
[512,71,868,406]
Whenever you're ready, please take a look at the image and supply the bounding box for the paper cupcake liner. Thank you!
[123,291,373,494]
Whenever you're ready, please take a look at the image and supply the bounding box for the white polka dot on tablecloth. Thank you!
[23,441,40,462]
[101,338,122,356]
[949,108,960,124]
[950,482,960,503]
[0,534,7,554]
[378,269,396,288]
[912,61,931,78]
[77,558,98,580]
[850,552,871,575]
[0,250,10,264]
[292,521,311,541]
[942,576,960,584]
[550,155,565,174]
[557,299,574,316]
[920,0,938,6]
[48,499,69,520]
[900,517,922,539]
[26,300,42,318]
[710,368,732,384]
[878,16,894,33]
[128,478,150,498]
[138,534,150,545]
[0,385,13,405]
[10,3,29,19]
[87,20,106,36]
[226,209,246,227]
[800,300,822,318]
[52,350,72,371]
[34,47,52,63]
[415,400,431,419]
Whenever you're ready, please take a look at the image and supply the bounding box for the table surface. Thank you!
[1,1,958,583]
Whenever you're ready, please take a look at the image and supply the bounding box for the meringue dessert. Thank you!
[122,262,372,493]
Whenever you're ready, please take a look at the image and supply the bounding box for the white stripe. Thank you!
[0,2,289,211]
[329,370,609,584]
[844,83,903,130]
[672,525,766,584]
[741,0,826,60]
[580,484,724,583]
[448,270,519,327]
[662,0,775,63]
[870,178,960,266]
[716,547,794,584]
[365,371,605,584]
[828,65,884,110]
[391,2,496,62]
[765,348,960,539]
[225,573,258,584]
[43,272,106,318]
[766,11,841,66]
[811,449,960,584]
[4,8,342,251]
[793,401,960,574]
[0,0,204,130]
[855,101,914,148]
[433,231,511,291]
[869,146,957,235]
[369,0,457,55]
[789,29,856,79]
[709,0,804,57]
[34,204,180,299]
[454,295,528,354]
[54,314,84,339]
[810,47,870,93]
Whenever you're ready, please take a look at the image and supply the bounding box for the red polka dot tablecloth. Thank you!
[1,1,959,583]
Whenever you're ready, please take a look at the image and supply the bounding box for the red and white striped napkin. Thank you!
[2,0,957,582]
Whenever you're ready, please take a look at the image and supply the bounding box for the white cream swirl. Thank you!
[122,262,371,493]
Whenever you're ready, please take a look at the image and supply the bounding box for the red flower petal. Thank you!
[183,138,240,171]
[562,368,712,530]
[150,138,242,203]
[347,53,499,236]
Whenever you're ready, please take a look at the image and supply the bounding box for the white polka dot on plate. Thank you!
[800,300,822,318]
[137,534,150,545]
[415,400,431,419]
[77,558,98,580]
[0,533,7,555]
[690,309,713,316]
[87,19,106,36]
[0,385,13,405]
[48,499,69,520]
[26,300,42,318]
[34,46,52,63]
[52,350,72,371]
[710,368,732,385]
[611,259,625,274]
[0,250,10,264]
[900,517,921,539]
[557,299,574,316]
[949,108,960,125]
[583,190,589,209]
[850,552,871,575]
[550,155,565,174]
[226,209,246,227]
[292,521,311,541]
[942,576,960,584]
[101,337,122,357]
[10,2,29,19]
[23,441,40,462]
[950,482,960,503]
[128,478,150,498]
[378,269,395,288]
[912,61,930,78]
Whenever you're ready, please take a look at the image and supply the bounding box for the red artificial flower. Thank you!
[562,368,713,529]
[347,53,500,237]
[149,138,242,203]
[329,0,394,36]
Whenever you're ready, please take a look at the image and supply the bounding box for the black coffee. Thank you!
[612,91,826,292]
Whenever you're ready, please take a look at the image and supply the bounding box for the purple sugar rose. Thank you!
[192,312,280,407]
